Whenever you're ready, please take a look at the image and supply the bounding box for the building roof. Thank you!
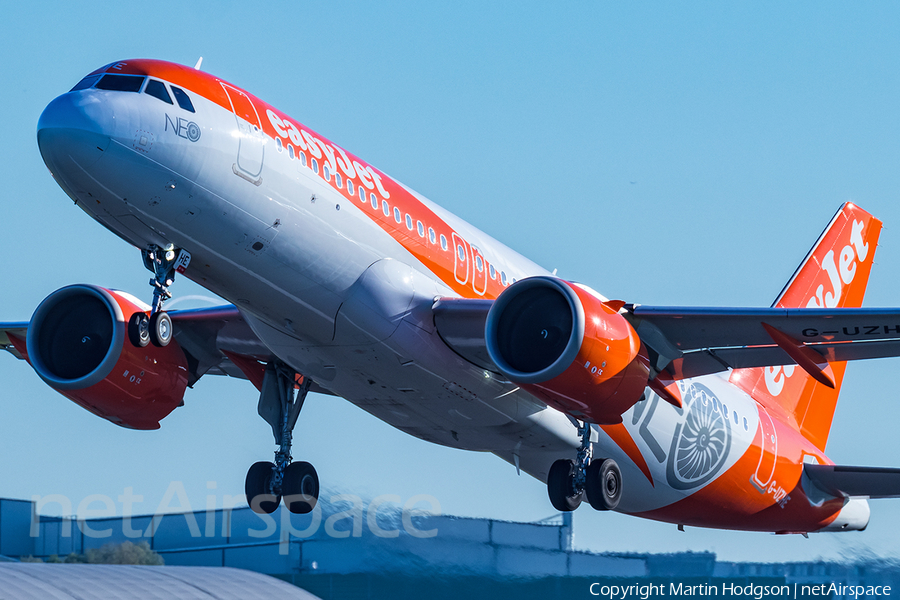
[0,564,320,600]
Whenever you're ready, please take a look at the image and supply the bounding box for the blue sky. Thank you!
[2,1,900,563]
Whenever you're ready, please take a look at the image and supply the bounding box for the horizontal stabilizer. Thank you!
[804,463,900,499]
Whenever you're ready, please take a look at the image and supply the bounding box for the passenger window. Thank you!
[394,207,402,223]
[743,417,749,431]
[300,152,307,167]
[405,214,413,230]
[96,74,145,92]
[440,235,448,251]
[372,193,379,210]
[417,221,425,237]
[501,271,508,285]
[382,200,390,217]
[171,86,195,112]
[144,79,173,104]
[457,245,466,261]
[335,173,343,188]
[347,180,355,195]
[733,412,739,425]
[489,264,496,279]
[288,145,295,160]
[429,228,436,244]
[323,165,331,180]
[476,255,484,272]
[312,158,319,174]
[276,137,283,152]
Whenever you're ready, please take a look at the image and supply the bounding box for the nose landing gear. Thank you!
[127,244,191,348]
[547,420,622,512]
[245,362,320,515]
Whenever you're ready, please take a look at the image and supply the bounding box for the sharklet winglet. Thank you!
[762,323,835,389]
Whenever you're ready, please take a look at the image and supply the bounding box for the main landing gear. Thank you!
[127,244,190,348]
[547,421,622,513]
[245,362,320,515]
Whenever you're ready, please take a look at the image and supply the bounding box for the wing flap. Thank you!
[804,463,900,499]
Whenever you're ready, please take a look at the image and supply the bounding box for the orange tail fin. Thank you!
[729,203,882,451]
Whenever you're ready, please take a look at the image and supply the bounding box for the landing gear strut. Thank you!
[128,244,190,348]
[245,362,319,515]
[547,421,622,512]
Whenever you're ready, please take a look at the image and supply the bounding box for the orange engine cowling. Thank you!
[485,277,650,424]
[11,284,189,430]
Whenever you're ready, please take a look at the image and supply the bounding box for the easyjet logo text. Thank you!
[265,109,390,201]
[805,219,868,309]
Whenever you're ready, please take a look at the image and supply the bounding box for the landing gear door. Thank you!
[221,83,265,185]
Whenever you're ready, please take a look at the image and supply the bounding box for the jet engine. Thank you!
[11,284,189,429]
[485,277,650,424]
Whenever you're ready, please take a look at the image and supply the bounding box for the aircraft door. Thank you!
[221,83,265,185]
[471,245,487,295]
[452,232,470,286]
[750,406,778,492]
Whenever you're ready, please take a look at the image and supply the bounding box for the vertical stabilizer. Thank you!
[729,203,882,451]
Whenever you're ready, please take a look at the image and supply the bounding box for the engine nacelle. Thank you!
[11,285,189,430]
[485,277,649,424]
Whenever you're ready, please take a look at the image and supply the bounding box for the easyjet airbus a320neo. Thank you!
[5,59,900,534]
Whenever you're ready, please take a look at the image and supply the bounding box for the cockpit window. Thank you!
[144,79,173,104]
[95,74,146,92]
[170,87,195,113]
[70,74,101,92]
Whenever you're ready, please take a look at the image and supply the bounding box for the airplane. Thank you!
[4,58,900,533]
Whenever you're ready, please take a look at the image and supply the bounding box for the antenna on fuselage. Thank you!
[194,57,204,70]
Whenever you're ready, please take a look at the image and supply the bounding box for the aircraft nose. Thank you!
[37,92,112,177]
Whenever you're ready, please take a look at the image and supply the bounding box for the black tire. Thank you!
[127,312,150,348]
[282,461,319,514]
[149,311,173,347]
[547,458,583,512]
[245,461,280,514]
[586,458,622,511]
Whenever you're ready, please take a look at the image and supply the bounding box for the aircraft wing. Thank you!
[804,464,900,499]
[433,299,900,380]
[0,324,28,359]
[1,306,334,394]
[627,305,900,379]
